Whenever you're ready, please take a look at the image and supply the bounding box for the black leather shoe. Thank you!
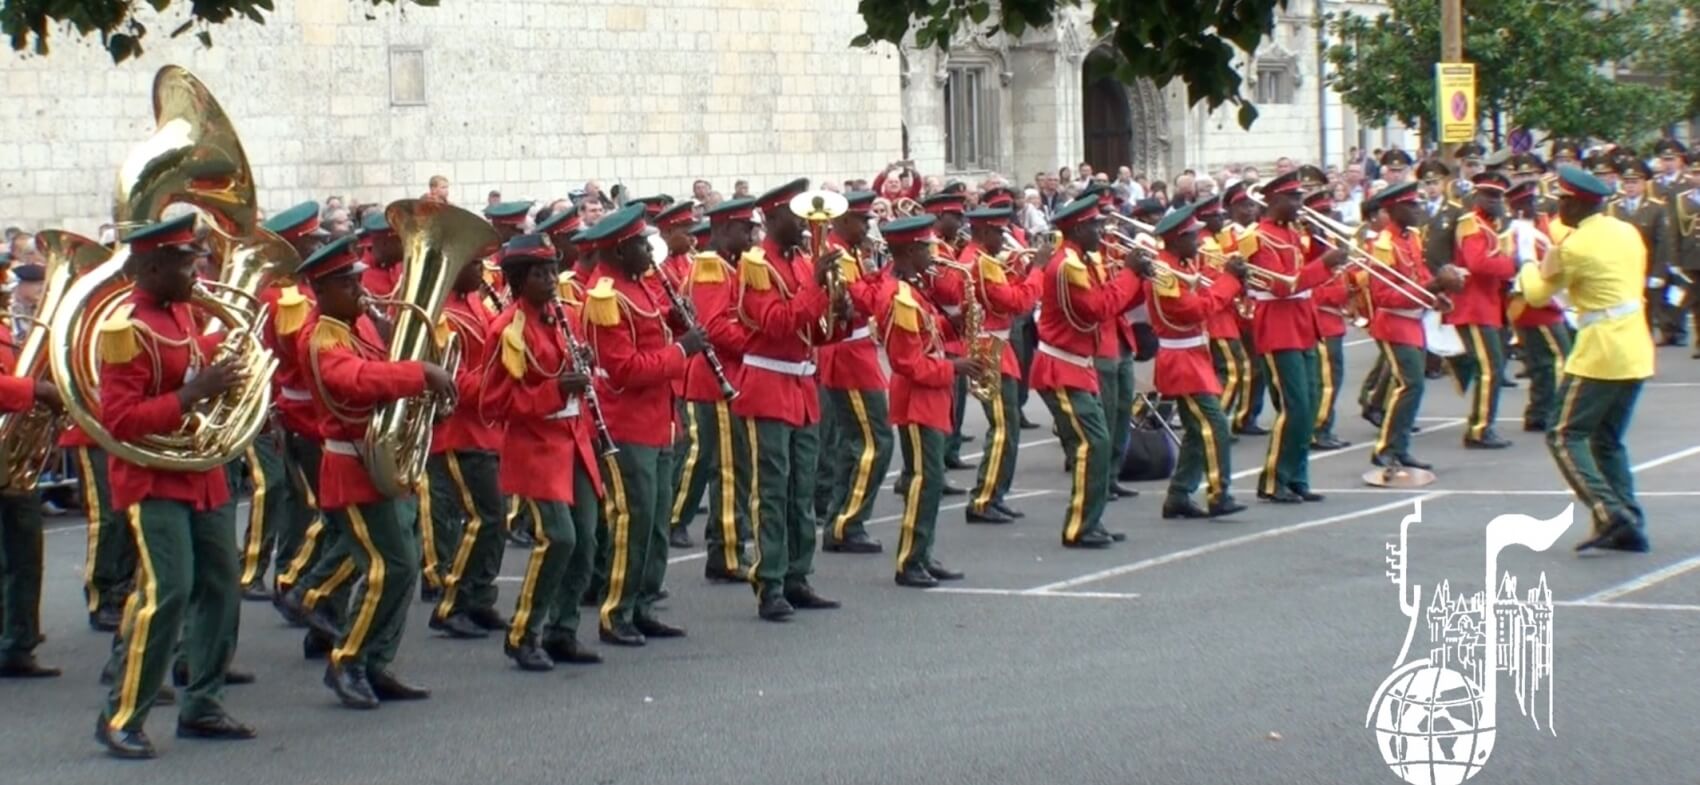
[635,616,687,638]
[668,527,694,549]
[176,709,256,740]
[430,611,489,639]
[1288,485,1325,503]
[599,624,647,646]
[1104,528,1128,542]
[156,685,176,706]
[579,587,600,607]
[1312,436,1351,451]
[542,636,602,665]
[1110,482,1138,499]
[323,662,379,710]
[466,606,509,631]
[1464,434,1513,449]
[925,561,965,581]
[705,565,752,583]
[1411,424,1424,434]
[226,666,256,685]
[784,584,840,609]
[993,501,1026,519]
[895,564,939,588]
[1209,498,1248,517]
[1259,488,1304,504]
[303,631,333,660]
[279,591,341,641]
[0,654,61,679]
[95,717,156,760]
[240,580,271,602]
[1019,414,1039,430]
[1395,454,1433,471]
[965,506,1014,524]
[1499,377,1518,388]
[505,640,556,672]
[940,481,967,496]
[757,596,795,621]
[1235,423,1269,436]
[1575,513,1650,554]
[1064,529,1114,549]
[822,532,883,553]
[91,604,122,632]
[1362,408,1385,428]
[172,660,256,687]
[369,669,431,701]
[507,528,535,548]
[945,455,971,470]
[1161,498,1211,520]
[1524,420,1547,433]
[419,583,442,604]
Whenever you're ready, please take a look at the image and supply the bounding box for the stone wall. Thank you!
[1,0,904,234]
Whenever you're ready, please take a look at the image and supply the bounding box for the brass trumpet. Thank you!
[1247,192,1444,310]
[894,197,924,218]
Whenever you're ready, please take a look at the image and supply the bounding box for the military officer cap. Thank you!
[485,200,534,226]
[1482,148,1514,171]
[1617,157,1652,180]
[1153,200,1201,239]
[1415,159,1451,183]
[654,200,697,230]
[688,220,711,240]
[1584,154,1616,176]
[496,233,559,270]
[262,200,326,241]
[941,180,968,196]
[1130,197,1165,221]
[1302,188,1334,212]
[966,206,1013,227]
[705,197,760,226]
[1686,151,1700,172]
[1454,142,1486,164]
[1380,148,1414,169]
[921,192,968,215]
[360,210,392,235]
[1297,164,1327,188]
[1508,153,1546,177]
[124,212,203,254]
[881,215,936,247]
[1654,138,1688,158]
[1470,171,1511,194]
[1261,169,1304,197]
[843,190,877,219]
[632,194,675,218]
[1374,181,1421,211]
[14,263,45,283]
[536,204,581,236]
[1507,181,1540,206]
[1550,138,1583,161]
[756,178,810,212]
[1221,181,1252,208]
[980,186,1017,208]
[297,234,365,282]
[1555,166,1613,202]
[1050,195,1102,229]
[575,203,648,252]
[1192,195,1224,218]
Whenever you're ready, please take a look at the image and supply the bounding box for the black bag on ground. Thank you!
[1118,402,1177,482]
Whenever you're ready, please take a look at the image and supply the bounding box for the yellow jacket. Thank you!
[1517,213,1654,380]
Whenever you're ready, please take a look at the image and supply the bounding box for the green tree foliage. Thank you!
[1325,0,1685,145]
[1627,0,1700,121]
[3,0,437,63]
[853,0,1290,129]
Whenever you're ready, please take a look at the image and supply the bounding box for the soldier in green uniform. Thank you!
[1652,139,1688,201]
[1670,151,1700,357]
[1605,159,1680,346]
[1539,140,1584,212]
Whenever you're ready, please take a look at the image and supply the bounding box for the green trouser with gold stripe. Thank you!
[75,446,135,617]
[1449,324,1507,442]
[598,445,674,630]
[1549,376,1646,537]
[544,465,600,643]
[0,492,45,659]
[429,450,505,621]
[1314,336,1346,441]
[814,387,840,518]
[1258,348,1320,496]
[746,418,820,600]
[1518,323,1573,428]
[400,486,436,591]
[1096,352,1135,490]
[1211,338,1249,425]
[1040,387,1109,544]
[330,499,417,673]
[945,375,969,464]
[102,499,238,731]
[273,432,323,595]
[1169,394,1233,506]
[237,431,289,589]
[823,387,894,543]
[504,465,597,647]
[1372,342,1426,461]
[970,377,1019,515]
[672,401,750,573]
[1359,354,1391,411]
[895,424,946,573]
[1236,334,1268,430]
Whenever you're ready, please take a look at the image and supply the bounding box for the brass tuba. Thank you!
[0,232,111,490]
[360,199,499,497]
[48,65,277,472]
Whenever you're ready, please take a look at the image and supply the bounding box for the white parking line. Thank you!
[1555,600,1700,613]
[1305,489,1700,497]
[1631,444,1700,473]
[926,587,1141,600]
[1574,554,1700,604]
[1228,418,1466,480]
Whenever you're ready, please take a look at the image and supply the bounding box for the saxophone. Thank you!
[941,256,1003,403]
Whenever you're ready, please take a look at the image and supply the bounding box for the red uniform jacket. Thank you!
[1146,252,1243,397]
[1312,272,1350,339]
[361,261,404,300]
[1445,212,1517,328]
[730,238,833,427]
[660,254,693,397]
[300,311,428,509]
[481,300,602,503]
[260,282,320,438]
[1240,220,1334,352]
[1368,228,1434,347]
[928,244,967,358]
[584,269,687,448]
[959,241,1039,379]
[1029,241,1140,394]
[681,252,750,403]
[0,335,37,411]
[1203,232,1242,341]
[97,289,229,512]
[431,290,502,453]
[876,277,956,432]
[818,233,887,391]
[1092,243,1142,358]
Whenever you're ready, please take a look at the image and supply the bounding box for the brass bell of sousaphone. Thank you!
[789,189,848,334]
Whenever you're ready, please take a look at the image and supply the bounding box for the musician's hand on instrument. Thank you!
[176,357,242,408]
[1430,265,1467,293]
[677,326,709,356]
[813,250,845,283]
[557,372,591,396]
[422,363,455,396]
[951,357,988,377]
[1225,259,1250,281]
[1127,255,1156,279]
[32,381,64,413]
[1321,248,1350,270]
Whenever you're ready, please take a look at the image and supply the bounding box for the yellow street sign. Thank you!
[1436,63,1476,144]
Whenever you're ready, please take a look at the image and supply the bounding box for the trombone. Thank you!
[1247,193,1444,310]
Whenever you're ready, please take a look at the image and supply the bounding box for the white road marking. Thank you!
[1573,554,1700,604]
[1228,418,1466,480]
[884,437,1061,479]
[926,587,1141,600]
[1305,489,1700,497]
[1554,600,1700,613]
[1630,444,1700,473]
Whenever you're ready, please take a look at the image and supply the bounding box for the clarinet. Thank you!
[650,260,739,400]
[545,297,618,456]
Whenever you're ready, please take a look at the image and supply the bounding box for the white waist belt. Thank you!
[1577,301,1642,328]
[987,328,1011,340]
[942,305,962,317]
[1317,306,1345,317]
[843,325,872,342]
[1038,342,1093,368]
[1381,307,1424,320]
[1158,336,1208,350]
[744,355,817,376]
[1246,289,1312,302]
[323,439,359,457]
[545,398,582,420]
[280,386,312,402]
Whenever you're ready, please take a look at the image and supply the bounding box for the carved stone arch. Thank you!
[1080,44,1170,177]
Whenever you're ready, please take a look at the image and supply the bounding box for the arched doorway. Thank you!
[1082,71,1133,174]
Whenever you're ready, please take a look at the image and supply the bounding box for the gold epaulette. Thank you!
[585,278,621,327]
[836,254,862,283]
[1455,212,1481,239]
[978,253,1007,286]
[500,311,527,379]
[556,271,582,306]
[739,248,772,292]
[311,317,353,353]
[432,315,454,351]
[97,303,140,365]
[1154,268,1181,299]
[1372,230,1395,266]
[1649,195,1667,206]
[274,284,309,336]
[692,252,726,285]
[1061,250,1089,288]
[1236,228,1261,258]
[892,282,921,333]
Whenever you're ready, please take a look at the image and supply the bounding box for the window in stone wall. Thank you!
[944,64,998,171]
[390,47,427,106]
[1254,59,1296,105]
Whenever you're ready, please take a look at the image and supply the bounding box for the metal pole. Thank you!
[1317,0,1329,167]
[1440,0,1463,165]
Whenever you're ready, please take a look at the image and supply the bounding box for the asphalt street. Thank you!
[3,335,1697,785]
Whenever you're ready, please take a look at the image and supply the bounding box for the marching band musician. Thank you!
[423,254,509,641]
[1029,196,1146,548]
[1446,171,1518,449]
[920,192,975,477]
[1504,181,1572,433]
[735,178,843,621]
[1356,203,1393,428]
[94,214,256,757]
[582,205,703,645]
[357,211,405,302]
[1517,167,1654,554]
[672,199,759,582]
[980,186,1041,428]
[298,234,454,710]
[0,288,64,679]
[959,205,1039,524]
[655,201,698,291]
[1223,184,1269,436]
[1146,202,1249,519]
[1304,189,1352,452]
[485,200,533,244]
[1094,185,1144,500]
[817,191,894,554]
[875,214,976,587]
[1238,170,1349,503]
[1208,186,1256,437]
[479,233,605,668]
[653,200,701,549]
